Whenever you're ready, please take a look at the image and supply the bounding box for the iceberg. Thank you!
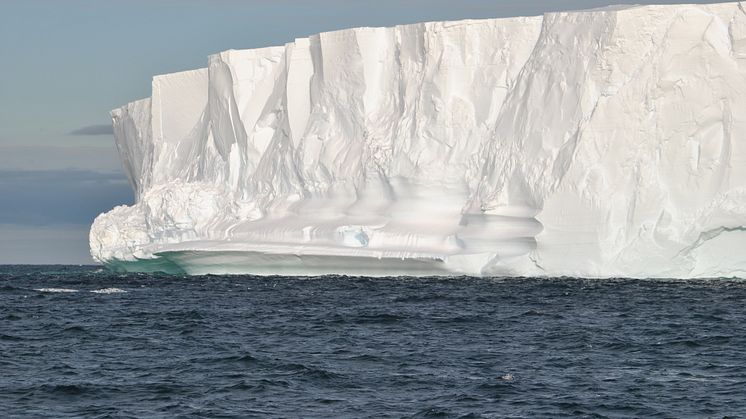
[91,2,746,278]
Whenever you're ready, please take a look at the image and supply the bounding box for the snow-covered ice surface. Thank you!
[91,2,746,278]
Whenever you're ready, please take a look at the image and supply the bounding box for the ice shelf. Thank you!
[91,2,746,277]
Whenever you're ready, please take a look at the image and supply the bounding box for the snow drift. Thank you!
[91,2,746,277]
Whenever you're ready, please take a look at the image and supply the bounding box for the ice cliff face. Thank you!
[91,2,746,277]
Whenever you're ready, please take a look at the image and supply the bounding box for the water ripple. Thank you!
[1,266,745,417]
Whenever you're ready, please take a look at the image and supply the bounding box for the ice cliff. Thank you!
[91,2,746,277]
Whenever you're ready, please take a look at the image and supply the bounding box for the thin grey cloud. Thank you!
[0,146,123,172]
[0,223,96,264]
[69,124,114,136]
[0,169,132,226]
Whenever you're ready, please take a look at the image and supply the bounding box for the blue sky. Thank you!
[0,0,728,264]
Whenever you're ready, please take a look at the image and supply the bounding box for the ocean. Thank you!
[1,265,745,417]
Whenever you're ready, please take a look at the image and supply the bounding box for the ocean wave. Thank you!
[34,288,78,293]
[90,288,127,294]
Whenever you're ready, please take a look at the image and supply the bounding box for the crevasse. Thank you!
[91,2,746,277]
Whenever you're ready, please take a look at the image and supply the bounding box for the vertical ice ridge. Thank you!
[111,98,152,200]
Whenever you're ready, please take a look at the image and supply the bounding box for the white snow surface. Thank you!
[91,2,746,278]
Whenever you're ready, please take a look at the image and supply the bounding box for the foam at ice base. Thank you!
[91,2,746,278]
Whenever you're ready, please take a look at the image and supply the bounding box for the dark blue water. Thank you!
[2,265,746,417]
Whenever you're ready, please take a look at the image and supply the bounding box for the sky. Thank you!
[0,0,731,264]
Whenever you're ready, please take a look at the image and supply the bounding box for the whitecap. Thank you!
[34,288,78,293]
[90,288,127,294]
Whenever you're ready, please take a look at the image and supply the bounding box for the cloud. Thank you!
[69,124,114,136]
[0,224,96,264]
[0,169,133,226]
[0,169,132,264]
[0,146,122,172]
